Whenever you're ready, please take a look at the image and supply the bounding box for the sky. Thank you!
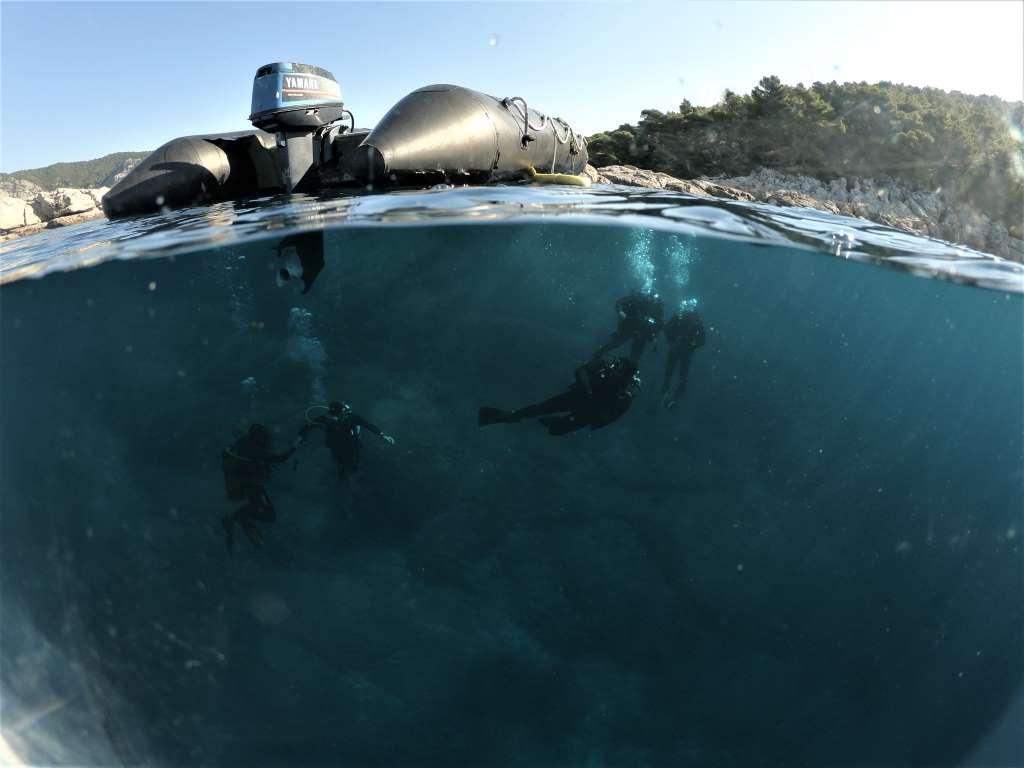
[1,0,1022,172]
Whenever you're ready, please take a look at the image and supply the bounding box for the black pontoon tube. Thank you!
[101,131,279,219]
[343,85,587,186]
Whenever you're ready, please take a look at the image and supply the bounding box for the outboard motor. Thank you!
[249,63,349,192]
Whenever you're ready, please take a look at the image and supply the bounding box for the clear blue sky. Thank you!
[2,1,1021,172]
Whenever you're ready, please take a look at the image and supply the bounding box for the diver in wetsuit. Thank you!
[221,423,300,552]
[479,356,641,436]
[660,309,705,409]
[591,290,665,363]
[298,401,395,480]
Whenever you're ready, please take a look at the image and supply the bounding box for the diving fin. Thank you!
[539,415,576,436]
[240,519,265,548]
[222,516,235,554]
[478,406,513,427]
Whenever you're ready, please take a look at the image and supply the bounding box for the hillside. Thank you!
[587,77,1024,239]
[1,152,149,191]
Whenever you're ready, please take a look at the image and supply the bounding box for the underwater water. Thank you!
[1,186,1022,767]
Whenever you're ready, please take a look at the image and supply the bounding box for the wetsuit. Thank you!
[479,357,640,436]
[221,433,296,550]
[300,411,386,479]
[661,311,705,406]
[592,293,665,362]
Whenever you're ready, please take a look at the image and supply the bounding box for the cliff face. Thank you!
[0,155,144,241]
[0,185,109,241]
[99,156,142,188]
[591,165,1024,263]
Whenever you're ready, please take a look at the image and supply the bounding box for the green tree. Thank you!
[588,77,1023,237]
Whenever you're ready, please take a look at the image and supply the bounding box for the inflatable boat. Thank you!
[102,62,589,219]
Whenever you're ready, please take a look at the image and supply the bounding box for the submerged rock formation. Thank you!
[0,186,109,242]
[591,165,1024,262]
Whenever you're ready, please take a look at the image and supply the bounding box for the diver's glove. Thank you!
[382,434,396,446]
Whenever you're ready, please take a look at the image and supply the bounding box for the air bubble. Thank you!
[488,33,500,47]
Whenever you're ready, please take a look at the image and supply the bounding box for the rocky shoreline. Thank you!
[589,165,1023,262]
[0,179,109,242]
[2,166,1020,262]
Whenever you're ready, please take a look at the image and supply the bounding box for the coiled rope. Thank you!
[502,96,586,170]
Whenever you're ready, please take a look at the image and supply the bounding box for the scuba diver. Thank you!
[479,356,641,436]
[298,401,395,481]
[221,423,301,552]
[591,290,665,363]
[661,309,706,409]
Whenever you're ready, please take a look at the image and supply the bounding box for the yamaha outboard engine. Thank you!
[249,62,349,192]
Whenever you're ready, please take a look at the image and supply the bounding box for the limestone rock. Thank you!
[2,185,110,239]
[594,165,755,202]
[687,179,756,202]
[45,209,106,229]
[0,178,44,200]
[52,187,100,216]
[591,164,1021,261]
[763,190,841,214]
[30,186,111,219]
[101,158,141,188]
[29,192,57,220]
[0,193,42,230]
